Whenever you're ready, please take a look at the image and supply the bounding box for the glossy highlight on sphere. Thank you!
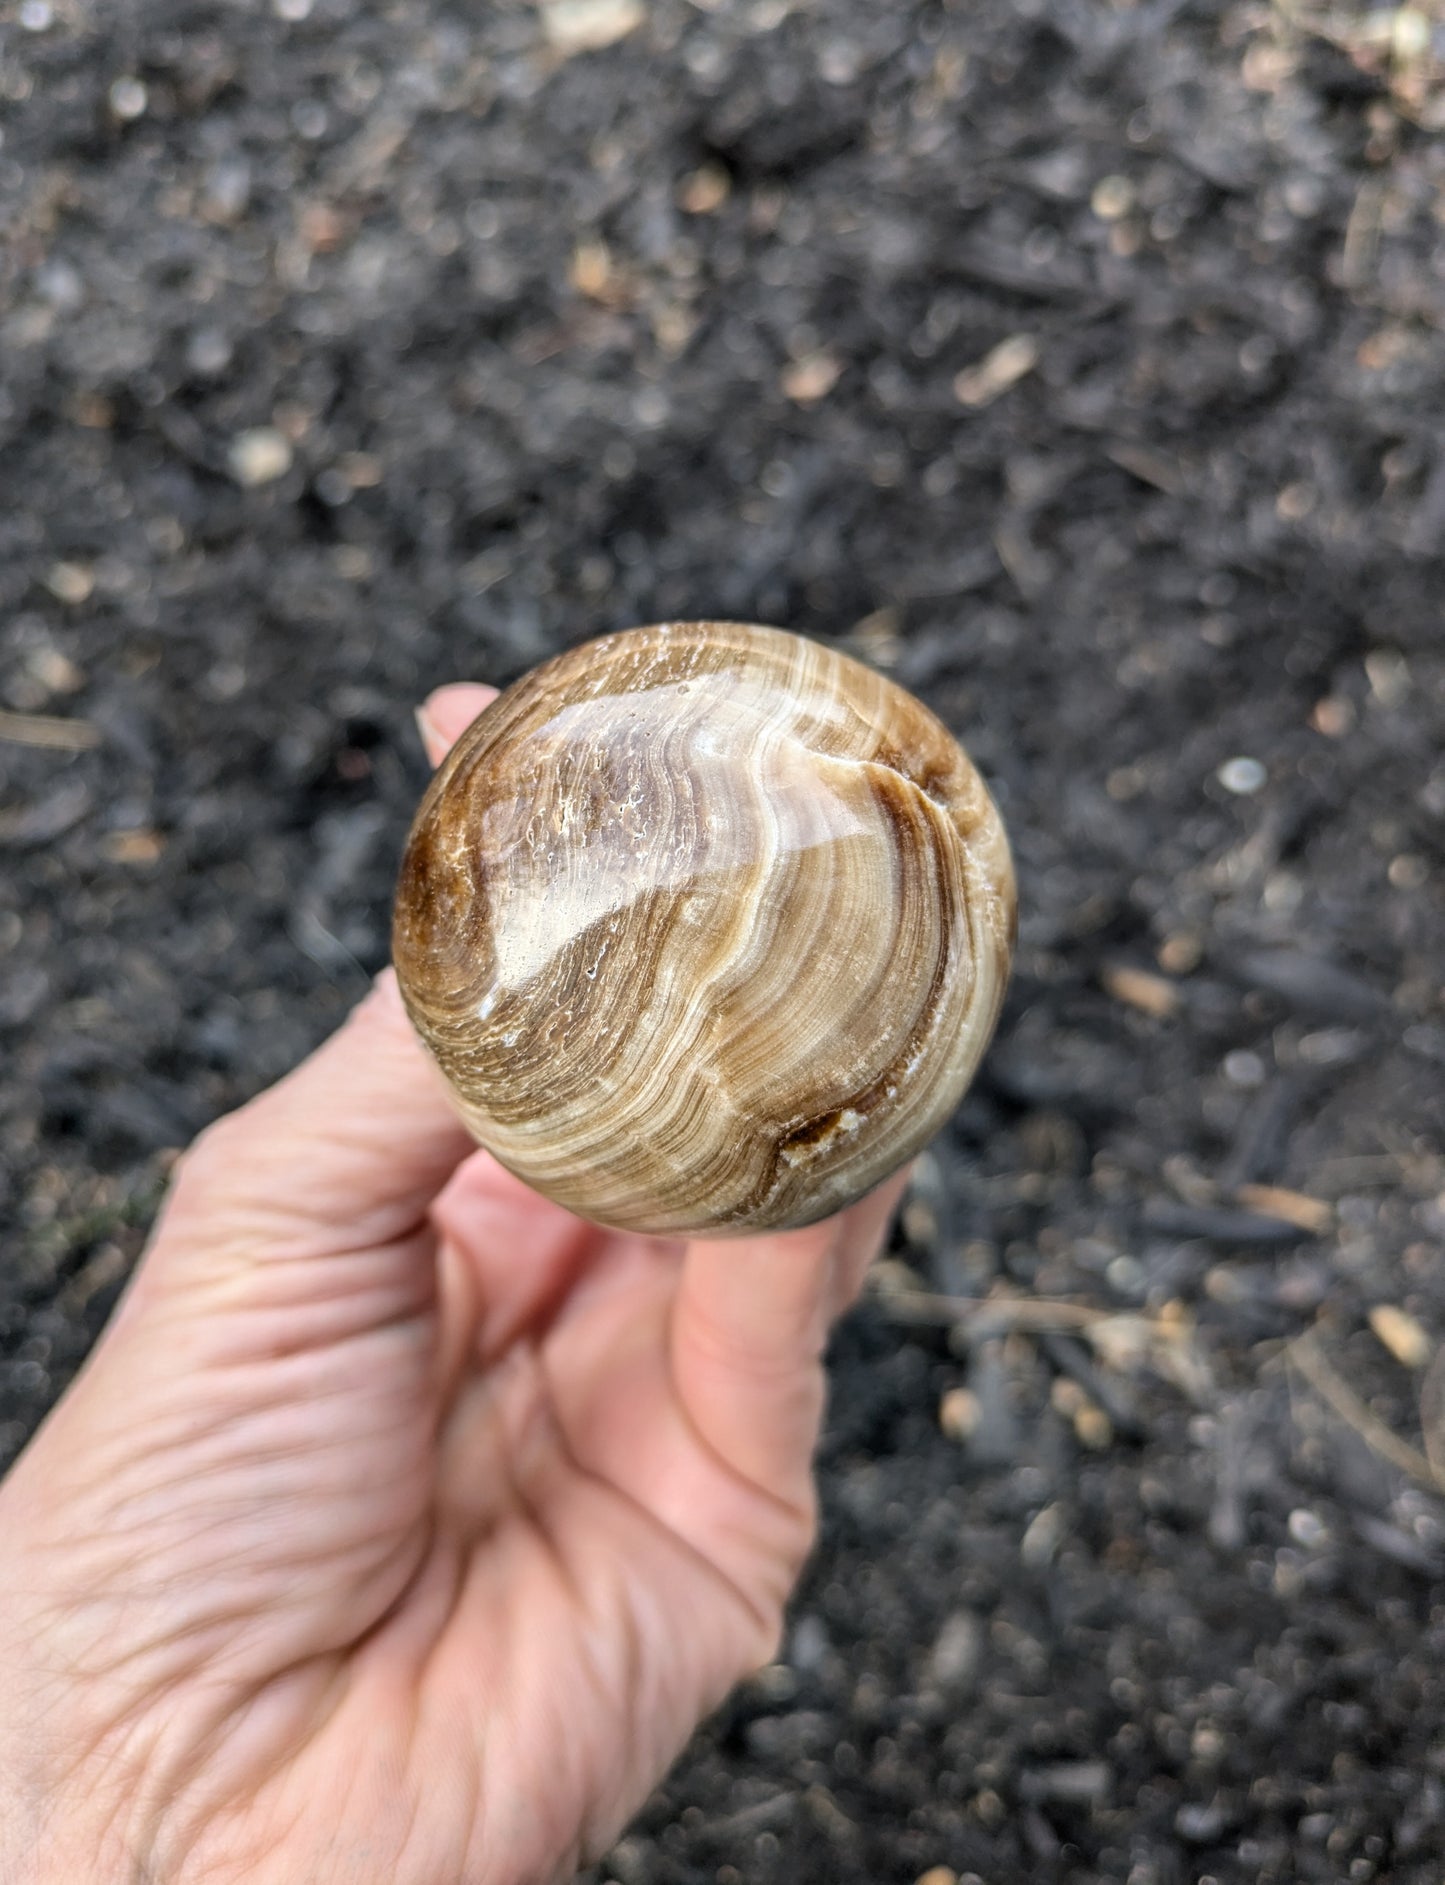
[393,622,1016,1236]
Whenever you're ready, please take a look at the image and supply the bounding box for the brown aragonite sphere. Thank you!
[392,622,1016,1237]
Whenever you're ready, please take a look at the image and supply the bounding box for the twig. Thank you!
[0,708,100,751]
[1286,1330,1445,1493]
[873,1288,1106,1336]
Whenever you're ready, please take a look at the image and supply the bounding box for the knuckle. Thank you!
[166,1110,245,1206]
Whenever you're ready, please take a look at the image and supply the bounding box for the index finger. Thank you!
[668,1169,911,1501]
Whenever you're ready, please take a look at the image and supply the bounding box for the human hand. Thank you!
[0,684,907,1885]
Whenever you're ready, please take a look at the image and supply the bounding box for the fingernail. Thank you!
[414,703,447,765]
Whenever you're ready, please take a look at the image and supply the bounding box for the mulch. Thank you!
[3,0,1445,1878]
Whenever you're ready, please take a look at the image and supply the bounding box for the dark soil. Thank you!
[4,0,1445,1878]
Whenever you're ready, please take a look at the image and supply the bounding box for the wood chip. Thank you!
[678,164,730,215]
[1020,1501,1065,1568]
[1235,1184,1334,1236]
[939,1386,980,1443]
[1101,962,1180,1018]
[879,1288,1105,1335]
[915,1870,958,1885]
[1074,1403,1114,1449]
[570,239,616,302]
[0,708,101,751]
[338,451,383,488]
[1157,931,1202,975]
[103,827,164,864]
[1106,442,1184,495]
[1309,695,1355,737]
[952,333,1038,407]
[781,350,844,404]
[1369,1304,1431,1370]
[539,0,643,55]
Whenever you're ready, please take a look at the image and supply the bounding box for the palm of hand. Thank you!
[3,1124,895,1885]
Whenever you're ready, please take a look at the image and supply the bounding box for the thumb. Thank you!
[156,970,474,1262]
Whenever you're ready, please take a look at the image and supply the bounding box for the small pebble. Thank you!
[1393,7,1431,57]
[314,468,352,507]
[1288,1508,1328,1547]
[228,428,294,487]
[291,100,328,140]
[1275,481,1315,520]
[1223,1049,1266,1089]
[1102,963,1179,1019]
[1365,649,1410,708]
[1217,755,1267,795]
[44,562,94,605]
[19,0,54,30]
[186,328,233,377]
[109,76,148,120]
[631,387,668,429]
[1091,174,1135,220]
[1175,1800,1227,1843]
[787,1613,829,1674]
[926,1612,982,1694]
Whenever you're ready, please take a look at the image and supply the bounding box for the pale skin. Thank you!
[0,684,908,1885]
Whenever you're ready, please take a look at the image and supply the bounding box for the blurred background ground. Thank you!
[3,0,1445,1878]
